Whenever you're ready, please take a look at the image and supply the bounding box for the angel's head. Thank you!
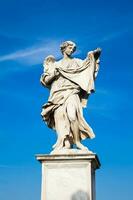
[60,41,76,56]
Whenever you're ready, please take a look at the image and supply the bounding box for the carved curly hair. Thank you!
[60,41,76,54]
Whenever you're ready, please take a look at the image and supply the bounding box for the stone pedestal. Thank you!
[36,153,100,200]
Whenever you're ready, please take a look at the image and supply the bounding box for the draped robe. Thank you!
[41,57,98,148]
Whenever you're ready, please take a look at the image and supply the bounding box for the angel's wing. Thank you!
[40,55,57,88]
[43,55,56,73]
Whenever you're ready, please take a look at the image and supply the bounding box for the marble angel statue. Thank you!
[40,41,101,153]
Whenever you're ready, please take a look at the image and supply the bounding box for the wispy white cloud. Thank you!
[0,40,61,65]
[86,88,122,120]
[98,29,129,43]
[82,28,130,47]
[0,29,127,66]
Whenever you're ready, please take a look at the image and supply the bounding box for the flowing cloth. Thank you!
[41,58,96,147]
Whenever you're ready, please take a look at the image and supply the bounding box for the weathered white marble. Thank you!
[50,148,93,155]
[40,41,101,152]
[36,153,100,200]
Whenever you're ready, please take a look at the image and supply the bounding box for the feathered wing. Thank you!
[43,55,56,73]
[40,55,56,87]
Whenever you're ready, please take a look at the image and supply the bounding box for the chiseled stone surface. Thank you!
[36,153,100,200]
[40,41,101,152]
[50,148,93,155]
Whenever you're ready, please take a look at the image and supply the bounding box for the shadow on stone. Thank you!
[71,190,90,200]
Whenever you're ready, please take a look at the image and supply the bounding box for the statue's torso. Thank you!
[51,58,82,89]
[48,58,83,100]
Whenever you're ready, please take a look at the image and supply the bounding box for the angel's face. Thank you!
[64,45,74,56]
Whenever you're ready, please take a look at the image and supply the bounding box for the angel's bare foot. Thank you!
[63,138,71,149]
[76,142,88,150]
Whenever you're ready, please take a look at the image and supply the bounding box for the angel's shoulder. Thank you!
[55,59,62,67]
[73,58,84,65]
[74,58,83,62]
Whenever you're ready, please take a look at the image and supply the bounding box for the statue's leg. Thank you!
[54,106,71,150]
[66,96,88,150]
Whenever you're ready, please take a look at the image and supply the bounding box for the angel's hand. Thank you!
[93,48,102,60]
[87,51,95,63]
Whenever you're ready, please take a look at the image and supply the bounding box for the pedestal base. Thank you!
[36,154,100,200]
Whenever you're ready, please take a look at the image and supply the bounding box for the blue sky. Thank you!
[0,0,133,199]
